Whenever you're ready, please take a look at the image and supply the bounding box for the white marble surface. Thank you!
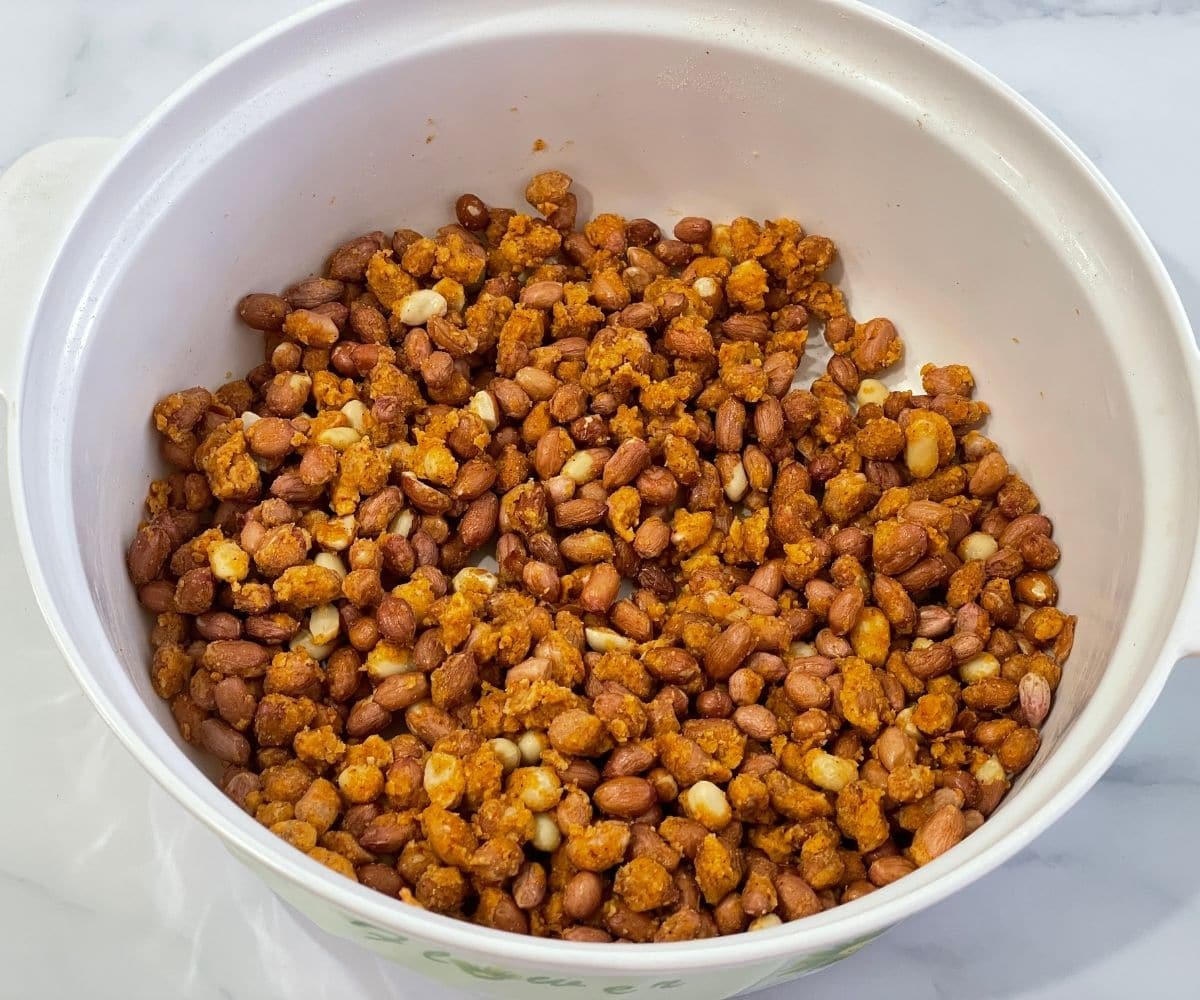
[3,1,1200,997]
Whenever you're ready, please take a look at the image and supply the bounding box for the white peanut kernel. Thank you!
[209,540,250,583]
[308,603,340,646]
[398,289,448,327]
[958,531,999,563]
[680,780,732,831]
[856,378,889,407]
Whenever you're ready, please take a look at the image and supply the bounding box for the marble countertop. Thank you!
[4,1,1200,997]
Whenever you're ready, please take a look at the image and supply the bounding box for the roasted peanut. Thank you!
[132,172,1070,942]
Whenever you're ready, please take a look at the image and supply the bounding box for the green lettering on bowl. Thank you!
[347,918,408,945]
[450,959,521,982]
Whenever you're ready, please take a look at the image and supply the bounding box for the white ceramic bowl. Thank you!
[4,1,1199,996]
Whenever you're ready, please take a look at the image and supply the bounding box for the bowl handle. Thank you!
[0,137,119,406]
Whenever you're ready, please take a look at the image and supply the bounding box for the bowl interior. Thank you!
[16,0,1199,965]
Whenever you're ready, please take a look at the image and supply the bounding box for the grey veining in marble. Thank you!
[2,2,1199,997]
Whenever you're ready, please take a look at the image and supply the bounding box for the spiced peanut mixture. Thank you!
[128,170,1074,941]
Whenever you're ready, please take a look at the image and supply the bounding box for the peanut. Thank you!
[130,171,1071,942]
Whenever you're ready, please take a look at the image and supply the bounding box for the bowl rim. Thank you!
[9,0,1200,976]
